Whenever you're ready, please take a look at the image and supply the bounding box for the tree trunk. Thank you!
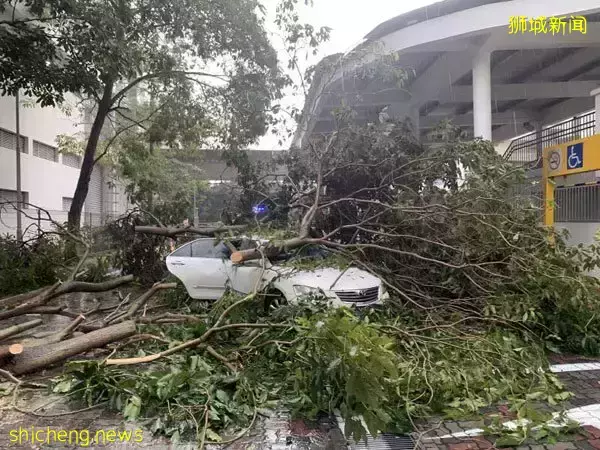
[135,224,247,238]
[0,285,51,309]
[67,80,115,231]
[5,320,136,375]
[230,237,311,264]
[0,276,133,321]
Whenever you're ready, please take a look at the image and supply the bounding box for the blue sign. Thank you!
[567,142,584,170]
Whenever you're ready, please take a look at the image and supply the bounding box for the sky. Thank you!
[254,0,440,150]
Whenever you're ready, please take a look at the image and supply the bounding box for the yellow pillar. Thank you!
[542,147,554,227]
[544,177,555,227]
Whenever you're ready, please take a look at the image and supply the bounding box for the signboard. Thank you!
[548,150,561,170]
[544,134,600,177]
[543,133,600,227]
[566,142,584,170]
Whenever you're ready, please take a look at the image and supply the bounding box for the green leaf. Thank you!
[215,390,229,403]
[327,357,342,372]
[52,379,73,393]
[205,429,222,442]
[123,395,142,420]
[495,435,523,447]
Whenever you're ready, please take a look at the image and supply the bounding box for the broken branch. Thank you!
[135,224,247,238]
[5,321,137,375]
[108,282,177,324]
[0,319,43,341]
[0,276,134,321]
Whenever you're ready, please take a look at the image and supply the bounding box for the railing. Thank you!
[503,112,596,167]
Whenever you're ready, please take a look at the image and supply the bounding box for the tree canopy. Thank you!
[0,0,294,230]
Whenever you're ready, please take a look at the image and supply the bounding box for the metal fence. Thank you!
[0,209,69,238]
[504,112,595,168]
[555,184,600,222]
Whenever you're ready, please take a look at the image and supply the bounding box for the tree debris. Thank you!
[6,321,136,375]
[0,319,43,341]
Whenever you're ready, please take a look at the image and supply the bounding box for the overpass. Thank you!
[176,149,288,182]
[293,0,600,249]
[294,0,600,148]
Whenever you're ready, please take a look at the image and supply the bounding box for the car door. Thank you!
[227,259,267,294]
[226,238,267,294]
[166,238,231,300]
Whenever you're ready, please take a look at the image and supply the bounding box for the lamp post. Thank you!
[15,91,23,243]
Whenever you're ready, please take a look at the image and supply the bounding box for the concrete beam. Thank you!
[421,111,533,128]
[322,81,600,111]
[527,48,600,82]
[379,1,600,54]
[407,49,483,105]
[492,122,535,143]
[490,23,600,51]
[438,81,599,103]
[541,97,594,125]
[321,89,411,108]
[399,37,481,54]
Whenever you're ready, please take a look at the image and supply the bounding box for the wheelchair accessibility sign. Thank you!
[567,142,584,170]
[544,134,600,177]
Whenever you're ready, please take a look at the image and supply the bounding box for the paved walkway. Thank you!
[413,356,600,450]
[5,355,600,449]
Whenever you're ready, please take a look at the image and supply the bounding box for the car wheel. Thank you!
[263,288,287,313]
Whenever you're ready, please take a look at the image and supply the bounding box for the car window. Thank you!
[170,242,192,257]
[191,240,231,259]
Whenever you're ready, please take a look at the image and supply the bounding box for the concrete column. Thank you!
[534,121,543,160]
[591,87,600,134]
[472,50,492,140]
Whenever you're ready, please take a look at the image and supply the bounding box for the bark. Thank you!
[5,320,136,375]
[0,282,60,321]
[106,323,287,366]
[230,237,311,264]
[0,276,133,321]
[48,276,134,299]
[135,224,247,238]
[0,319,43,341]
[67,80,115,231]
[0,344,23,360]
[26,307,100,332]
[23,315,85,347]
[0,286,51,309]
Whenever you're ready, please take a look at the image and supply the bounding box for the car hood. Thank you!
[280,266,381,291]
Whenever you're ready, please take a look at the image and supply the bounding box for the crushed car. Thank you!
[166,237,389,310]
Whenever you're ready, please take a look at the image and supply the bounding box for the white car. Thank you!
[166,237,388,310]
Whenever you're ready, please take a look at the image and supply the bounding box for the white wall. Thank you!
[0,94,81,148]
[555,222,600,277]
[0,93,85,212]
[0,147,83,211]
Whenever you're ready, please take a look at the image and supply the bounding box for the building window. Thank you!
[0,128,27,153]
[0,189,29,208]
[62,197,73,212]
[33,140,58,162]
[62,153,82,168]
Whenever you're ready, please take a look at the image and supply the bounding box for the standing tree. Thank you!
[0,0,288,231]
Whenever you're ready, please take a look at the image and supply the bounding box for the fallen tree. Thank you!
[0,319,43,341]
[6,320,136,375]
[134,224,247,238]
[2,119,600,445]
[0,276,134,321]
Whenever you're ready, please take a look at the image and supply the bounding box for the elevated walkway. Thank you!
[503,112,596,169]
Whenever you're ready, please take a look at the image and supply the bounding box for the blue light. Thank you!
[252,204,268,214]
